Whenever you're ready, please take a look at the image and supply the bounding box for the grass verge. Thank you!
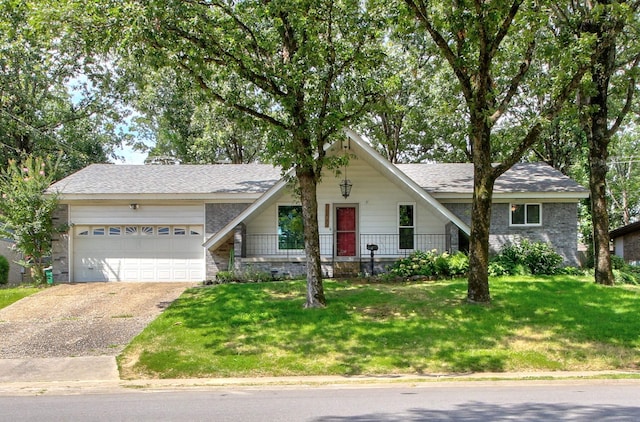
[118,276,640,379]
[0,285,40,310]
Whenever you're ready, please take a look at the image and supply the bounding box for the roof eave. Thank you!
[55,192,266,202]
[431,191,589,201]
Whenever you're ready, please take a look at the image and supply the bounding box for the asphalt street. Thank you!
[1,381,639,421]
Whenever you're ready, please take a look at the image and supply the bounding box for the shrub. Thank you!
[0,255,9,285]
[610,255,626,270]
[387,250,468,279]
[490,239,563,276]
[215,271,236,284]
[447,252,469,277]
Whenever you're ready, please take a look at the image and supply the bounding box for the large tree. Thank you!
[571,0,640,285]
[404,0,591,302]
[0,1,128,175]
[78,0,386,307]
[131,68,268,164]
[358,37,469,164]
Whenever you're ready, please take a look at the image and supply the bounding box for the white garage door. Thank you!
[73,225,204,282]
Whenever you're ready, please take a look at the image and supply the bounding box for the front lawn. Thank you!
[118,276,640,379]
[0,286,40,310]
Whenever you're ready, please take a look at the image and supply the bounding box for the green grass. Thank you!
[0,285,40,310]
[118,276,640,379]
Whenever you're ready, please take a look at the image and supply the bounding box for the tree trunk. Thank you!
[297,167,327,308]
[587,11,615,286]
[467,119,494,304]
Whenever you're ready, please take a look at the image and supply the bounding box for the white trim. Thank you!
[398,202,416,251]
[509,203,542,227]
[433,192,589,201]
[276,203,304,252]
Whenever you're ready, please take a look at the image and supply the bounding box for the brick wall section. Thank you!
[51,204,70,282]
[205,203,250,279]
[444,202,581,266]
[622,232,640,263]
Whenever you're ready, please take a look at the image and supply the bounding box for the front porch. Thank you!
[225,232,454,278]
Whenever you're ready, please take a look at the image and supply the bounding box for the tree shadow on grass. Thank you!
[134,278,640,377]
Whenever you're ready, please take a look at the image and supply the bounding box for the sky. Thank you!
[115,144,147,165]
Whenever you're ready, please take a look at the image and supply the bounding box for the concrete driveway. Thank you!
[0,282,193,382]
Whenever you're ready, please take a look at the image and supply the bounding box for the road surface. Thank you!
[1,381,639,421]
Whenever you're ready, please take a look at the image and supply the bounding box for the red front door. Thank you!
[336,206,357,256]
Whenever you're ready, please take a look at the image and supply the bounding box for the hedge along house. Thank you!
[48,129,588,283]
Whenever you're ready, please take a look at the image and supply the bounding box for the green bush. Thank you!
[0,255,9,285]
[490,239,563,276]
[387,250,468,279]
[447,252,469,277]
[610,255,626,270]
[215,271,236,284]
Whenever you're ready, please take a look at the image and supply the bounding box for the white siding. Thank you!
[70,204,203,225]
[246,155,448,255]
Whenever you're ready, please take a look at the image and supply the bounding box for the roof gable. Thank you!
[203,129,472,250]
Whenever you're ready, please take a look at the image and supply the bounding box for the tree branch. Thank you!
[404,0,473,101]
[489,38,536,123]
[608,52,640,137]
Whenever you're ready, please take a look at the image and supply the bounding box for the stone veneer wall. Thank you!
[51,204,70,282]
[444,202,581,266]
[205,203,250,279]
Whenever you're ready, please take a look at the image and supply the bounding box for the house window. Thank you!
[399,204,415,249]
[278,205,304,250]
[92,227,105,236]
[158,226,170,236]
[109,226,121,236]
[125,226,138,236]
[189,226,202,236]
[76,227,89,236]
[510,203,542,226]
[174,227,186,236]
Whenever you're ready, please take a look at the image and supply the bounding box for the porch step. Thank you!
[333,261,360,278]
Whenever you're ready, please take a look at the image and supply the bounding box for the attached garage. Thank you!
[73,224,204,282]
[69,204,206,282]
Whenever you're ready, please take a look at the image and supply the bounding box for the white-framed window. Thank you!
[174,226,186,236]
[125,226,138,236]
[109,226,122,236]
[510,203,542,226]
[277,204,304,250]
[76,226,90,236]
[189,226,202,236]
[92,227,105,236]
[398,203,415,250]
[158,226,170,236]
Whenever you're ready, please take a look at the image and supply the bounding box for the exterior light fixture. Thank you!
[339,178,352,199]
[129,203,139,210]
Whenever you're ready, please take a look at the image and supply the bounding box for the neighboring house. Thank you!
[0,239,28,284]
[48,129,589,283]
[610,221,640,265]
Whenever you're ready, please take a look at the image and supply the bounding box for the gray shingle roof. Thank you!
[49,164,282,195]
[397,162,587,194]
[50,161,586,196]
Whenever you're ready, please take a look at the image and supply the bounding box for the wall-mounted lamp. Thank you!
[129,203,139,210]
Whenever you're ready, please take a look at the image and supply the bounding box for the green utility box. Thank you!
[45,267,54,285]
